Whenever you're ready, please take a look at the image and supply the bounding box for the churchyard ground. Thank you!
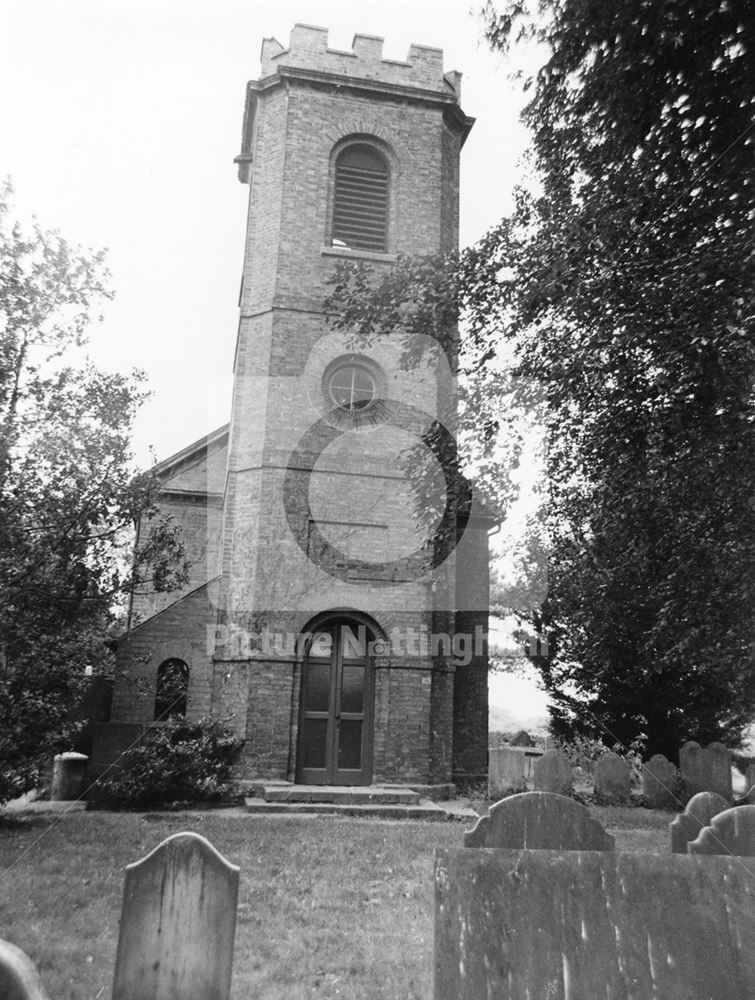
[0,808,669,1000]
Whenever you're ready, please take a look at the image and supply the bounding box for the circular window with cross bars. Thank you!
[325,358,378,412]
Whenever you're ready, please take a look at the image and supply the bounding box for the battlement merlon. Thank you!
[235,25,474,182]
[262,24,460,94]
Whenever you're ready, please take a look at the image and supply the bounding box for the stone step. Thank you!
[381,782,456,802]
[244,797,448,821]
[259,784,421,806]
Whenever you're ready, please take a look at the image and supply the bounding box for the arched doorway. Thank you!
[296,615,377,785]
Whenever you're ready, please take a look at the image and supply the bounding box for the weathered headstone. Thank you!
[679,740,732,800]
[533,749,573,796]
[688,804,755,857]
[488,747,527,797]
[510,730,534,747]
[641,754,681,809]
[51,751,89,800]
[593,752,631,801]
[0,940,51,1000]
[464,791,614,850]
[112,831,239,1000]
[434,848,755,1000]
[669,791,729,853]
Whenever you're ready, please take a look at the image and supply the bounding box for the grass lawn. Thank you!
[0,806,672,999]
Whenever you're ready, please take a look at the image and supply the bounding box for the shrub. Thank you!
[96,718,243,809]
[731,751,755,779]
[554,735,610,778]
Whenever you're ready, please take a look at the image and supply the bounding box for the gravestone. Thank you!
[533,749,573,796]
[434,848,755,1000]
[510,730,534,747]
[0,940,50,1000]
[464,791,614,850]
[594,752,630,801]
[51,751,89,801]
[679,740,732,800]
[688,804,755,857]
[488,747,527,797]
[641,754,681,809]
[669,791,729,853]
[112,831,239,1000]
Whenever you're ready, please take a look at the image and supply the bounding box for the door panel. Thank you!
[299,717,329,771]
[340,665,364,713]
[297,620,374,785]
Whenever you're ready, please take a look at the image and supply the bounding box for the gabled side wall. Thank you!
[112,582,218,725]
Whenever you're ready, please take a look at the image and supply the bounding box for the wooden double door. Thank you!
[296,618,375,785]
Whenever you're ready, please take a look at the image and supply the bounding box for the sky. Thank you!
[1,0,533,465]
[2,0,547,727]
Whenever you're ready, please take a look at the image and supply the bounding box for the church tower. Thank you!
[210,24,487,787]
[101,26,489,793]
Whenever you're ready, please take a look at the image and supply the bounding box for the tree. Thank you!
[328,1,755,758]
[0,182,187,802]
[475,0,755,757]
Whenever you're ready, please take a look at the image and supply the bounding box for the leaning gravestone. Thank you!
[669,791,730,853]
[594,752,631,801]
[641,754,681,810]
[0,940,51,1000]
[488,747,527,797]
[688,804,755,857]
[533,749,573,796]
[679,740,732,800]
[464,791,614,850]
[112,832,240,1000]
[434,848,755,1000]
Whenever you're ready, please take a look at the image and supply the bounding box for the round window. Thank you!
[326,362,377,412]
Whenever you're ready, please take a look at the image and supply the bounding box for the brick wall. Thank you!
[453,514,491,781]
[130,435,227,623]
[115,28,485,788]
[111,582,217,726]
[215,29,481,785]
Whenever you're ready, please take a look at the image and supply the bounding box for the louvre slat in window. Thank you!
[332,144,389,252]
[336,191,389,209]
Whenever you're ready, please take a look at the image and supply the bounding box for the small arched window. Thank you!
[154,658,189,720]
[332,144,389,253]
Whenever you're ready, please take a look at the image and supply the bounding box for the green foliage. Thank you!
[327,3,755,758]
[476,0,755,755]
[326,252,528,528]
[555,735,643,781]
[96,718,244,809]
[731,751,755,780]
[0,182,188,804]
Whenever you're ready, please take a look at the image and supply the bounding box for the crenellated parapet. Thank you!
[259,23,461,98]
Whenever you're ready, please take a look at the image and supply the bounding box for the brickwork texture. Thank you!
[102,25,488,789]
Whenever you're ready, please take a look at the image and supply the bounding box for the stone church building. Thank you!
[94,25,491,791]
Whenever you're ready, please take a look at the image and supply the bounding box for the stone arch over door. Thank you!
[295,611,384,786]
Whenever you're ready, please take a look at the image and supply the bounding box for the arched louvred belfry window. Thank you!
[154,658,189,720]
[332,144,389,252]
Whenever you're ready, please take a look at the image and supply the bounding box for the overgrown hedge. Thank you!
[95,718,243,809]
